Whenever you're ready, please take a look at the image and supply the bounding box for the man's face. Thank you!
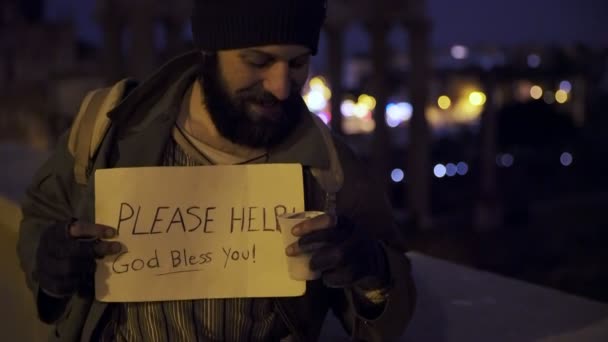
[200,45,311,149]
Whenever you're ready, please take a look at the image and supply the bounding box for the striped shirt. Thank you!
[99,128,289,341]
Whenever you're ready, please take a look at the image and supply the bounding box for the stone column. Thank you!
[163,17,185,59]
[474,73,502,232]
[96,0,125,83]
[405,16,433,230]
[161,0,192,60]
[126,0,157,80]
[368,17,392,188]
[325,25,344,135]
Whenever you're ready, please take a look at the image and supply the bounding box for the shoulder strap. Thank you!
[309,114,344,217]
[68,78,136,185]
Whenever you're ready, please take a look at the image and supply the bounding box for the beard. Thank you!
[198,54,304,149]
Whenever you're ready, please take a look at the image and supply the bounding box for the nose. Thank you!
[264,62,291,101]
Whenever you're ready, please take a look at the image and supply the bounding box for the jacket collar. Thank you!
[107,50,329,170]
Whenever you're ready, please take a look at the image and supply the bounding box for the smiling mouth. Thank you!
[249,102,282,120]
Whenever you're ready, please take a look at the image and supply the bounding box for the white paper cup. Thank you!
[278,211,325,281]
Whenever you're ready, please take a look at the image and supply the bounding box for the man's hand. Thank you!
[285,214,389,289]
[34,221,122,297]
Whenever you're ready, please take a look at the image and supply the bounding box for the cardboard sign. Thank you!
[94,164,305,302]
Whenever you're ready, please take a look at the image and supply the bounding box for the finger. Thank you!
[299,227,346,246]
[292,214,337,237]
[93,241,123,258]
[309,246,345,273]
[286,230,330,256]
[286,229,345,256]
[69,221,117,239]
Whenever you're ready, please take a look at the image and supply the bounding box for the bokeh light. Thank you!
[438,95,452,110]
[358,94,377,111]
[391,169,405,183]
[340,99,356,117]
[451,45,469,59]
[457,162,469,176]
[530,85,543,99]
[386,102,413,128]
[446,163,457,177]
[544,91,555,104]
[555,90,568,104]
[434,164,447,178]
[560,152,573,167]
[468,91,487,106]
[559,80,572,93]
[528,54,541,68]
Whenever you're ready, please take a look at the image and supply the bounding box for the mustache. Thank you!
[243,92,281,106]
[236,83,301,106]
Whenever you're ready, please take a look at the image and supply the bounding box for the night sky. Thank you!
[44,0,607,51]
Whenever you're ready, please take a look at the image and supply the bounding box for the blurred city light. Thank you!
[304,90,327,112]
[451,45,469,60]
[304,76,332,117]
[468,91,487,106]
[309,76,325,88]
[353,103,370,118]
[559,80,572,93]
[340,99,356,117]
[515,81,533,102]
[502,153,514,167]
[391,169,405,183]
[358,94,377,111]
[386,102,413,127]
[446,163,457,177]
[544,90,555,104]
[438,95,452,110]
[497,153,514,167]
[457,162,469,176]
[434,164,447,178]
[555,90,568,104]
[309,76,332,99]
[560,152,573,167]
[316,111,331,125]
[527,54,541,68]
[530,85,543,99]
[341,94,377,135]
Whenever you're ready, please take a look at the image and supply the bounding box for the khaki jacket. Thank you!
[17,51,416,341]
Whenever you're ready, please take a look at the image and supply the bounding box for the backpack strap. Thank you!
[309,114,344,217]
[68,78,136,185]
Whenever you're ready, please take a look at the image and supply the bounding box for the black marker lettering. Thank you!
[171,250,182,267]
[111,251,130,274]
[248,207,259,232]
[148,250,160,268]
[117,203,134,234]
[150,206,169,234]
[204,207,216,233]
[230,208,245,233]
[274,205,288,232]
[131,205,145,235]
[222,247,231,268]
[186,206,202,232]
[166,207,186,233]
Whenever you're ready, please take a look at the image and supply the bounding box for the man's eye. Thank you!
[248,60,271,68]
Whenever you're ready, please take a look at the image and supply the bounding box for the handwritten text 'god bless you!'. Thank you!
[109,203,296,276]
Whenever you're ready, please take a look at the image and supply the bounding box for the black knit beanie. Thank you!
[191,0,327,55]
